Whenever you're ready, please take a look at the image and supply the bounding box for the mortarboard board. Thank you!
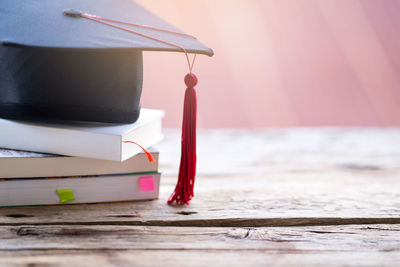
[0,0,213,123]
[0,0,214,205]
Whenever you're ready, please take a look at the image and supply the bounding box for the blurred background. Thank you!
[138,0,400,128]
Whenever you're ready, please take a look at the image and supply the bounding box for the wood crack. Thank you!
[1,217,400,227]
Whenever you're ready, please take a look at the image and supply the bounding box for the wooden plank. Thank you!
[0,171,399,226]
[0,129,399,226]
[0,250,399,267]
[0,224,399,266]
[1,224,400,250]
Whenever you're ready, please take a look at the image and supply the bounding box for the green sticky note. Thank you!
[56,189,75,203]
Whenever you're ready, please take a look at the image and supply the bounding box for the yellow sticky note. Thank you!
[56,189,75,203]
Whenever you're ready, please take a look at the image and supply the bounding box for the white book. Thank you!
[0,148,159,179]
[0,108,164,161]
[0,173,161,207]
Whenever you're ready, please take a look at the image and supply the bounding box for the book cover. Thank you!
[0,108,164,161]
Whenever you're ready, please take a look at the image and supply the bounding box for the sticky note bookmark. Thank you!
[139,176,155,192]
[56,189,75,203]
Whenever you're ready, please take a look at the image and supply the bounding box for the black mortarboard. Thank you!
[1,0,212,205]
[0,0,213,123]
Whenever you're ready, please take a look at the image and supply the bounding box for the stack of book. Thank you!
[0,108,164,207]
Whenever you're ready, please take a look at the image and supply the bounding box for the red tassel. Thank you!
[168,73,198,205]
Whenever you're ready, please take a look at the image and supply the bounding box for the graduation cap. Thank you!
[0,0,214,204]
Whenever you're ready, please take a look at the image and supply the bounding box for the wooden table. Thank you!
[0,128,399,266]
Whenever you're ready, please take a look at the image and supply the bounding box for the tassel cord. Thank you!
[79,13,197,73]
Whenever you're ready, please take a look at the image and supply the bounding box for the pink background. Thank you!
[137,0,400,128]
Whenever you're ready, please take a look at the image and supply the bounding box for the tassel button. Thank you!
[184,73,198,88]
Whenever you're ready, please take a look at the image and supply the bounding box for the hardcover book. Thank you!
[0,148,159,179]
[0,108,164,161]
[0,173,161,207]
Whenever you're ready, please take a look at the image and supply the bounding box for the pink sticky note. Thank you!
[139,176,155,192]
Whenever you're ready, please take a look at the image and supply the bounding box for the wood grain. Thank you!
[1,224,400,250]
[0,224,399,266]
[1,128,399,227]
[0,129,399,266]
[0,171,399,226]
[1,250,399,267]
